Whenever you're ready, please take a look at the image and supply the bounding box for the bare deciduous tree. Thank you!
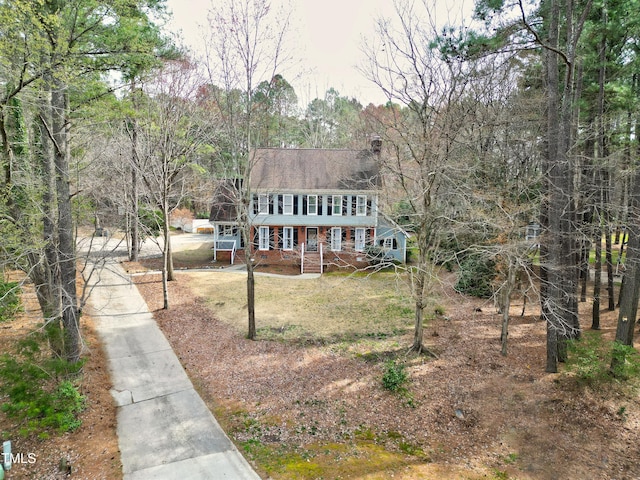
[204,0,292,339]
[361,0,476,354]
[133,59,213,309]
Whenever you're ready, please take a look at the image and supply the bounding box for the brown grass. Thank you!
[185,270,419,343]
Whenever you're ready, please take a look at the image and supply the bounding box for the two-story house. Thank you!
[209,139,408,273]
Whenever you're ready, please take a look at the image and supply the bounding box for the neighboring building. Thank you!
[209,139,408,273]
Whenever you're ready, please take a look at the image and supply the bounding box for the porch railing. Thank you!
[300,242,323,274]
[214,240,236,264]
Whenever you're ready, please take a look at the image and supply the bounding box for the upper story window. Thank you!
[257,194,269,215]
[332,195,342,216]
[356,195,367,216]
[283,194,293,215]
[307,195,318,215]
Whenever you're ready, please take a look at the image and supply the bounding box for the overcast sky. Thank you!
[163,0,472,107]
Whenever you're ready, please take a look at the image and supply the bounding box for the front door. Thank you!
[306,227,318,252]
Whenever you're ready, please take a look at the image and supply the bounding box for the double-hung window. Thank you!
[307,195,318,215]
[355,228,366,251]
[258,194,269,215]
[332,195,342,216]
[331,227,342,251]
[283,194,293,215]
[282,227,294,250]
[356,195,367,216]
[258,226,270,250]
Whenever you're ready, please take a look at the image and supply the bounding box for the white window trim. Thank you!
[356,195,367,216]
[331,227,342,252]
[283,227,294,251]
[307,195,318,215]
[355,228,365,252]
[332,195,342,216]
[383,237,394,250]
[258,194,269,215]
[258,226,270,250]
[283,194,293,215]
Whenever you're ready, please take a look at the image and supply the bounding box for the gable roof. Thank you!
[249,147,381,192]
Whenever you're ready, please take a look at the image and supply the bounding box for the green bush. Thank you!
[0,279,21,322]
[382,360,408,392]
[610,342,640,380]
[0,335,86,436]
[566,332,640,386]
[139,206,163,236]
[454,254,496,298]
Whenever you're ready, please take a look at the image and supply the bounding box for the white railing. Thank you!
[214,240,237,264]
[300,242,323,274]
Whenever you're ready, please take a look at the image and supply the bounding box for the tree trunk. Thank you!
[543,0,582,370]
[579,238,589,303]
[605,221,615,310]
[52,80,81,363]
[35,87,65,357]
[244,224,256,340]
[615,235,640,346]
[247,261,256,339]
[500,262,517,356]
[129,115,140,262]
[161,199,172,309]
[411,247,428,353]
[544,0,562,373]
[592,223,602,329]
[412,299,425,353]
[165,218,175,282]
[613,163,640,346]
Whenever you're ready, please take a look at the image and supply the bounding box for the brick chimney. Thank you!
[371,135,382,155]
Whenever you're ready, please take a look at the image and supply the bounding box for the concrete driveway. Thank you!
[87,260,260,480]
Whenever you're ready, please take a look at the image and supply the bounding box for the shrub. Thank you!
[0,334,86,436]
[382,360,408,392]
[454,254,496,298]
[139,206,163,236]
[566,332,640,386]
[0,279,21,322]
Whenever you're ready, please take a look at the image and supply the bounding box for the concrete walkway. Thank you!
[87,262,260,480]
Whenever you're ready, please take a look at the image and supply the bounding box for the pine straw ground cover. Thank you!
[0,274,121,480]
[130,266,640,480]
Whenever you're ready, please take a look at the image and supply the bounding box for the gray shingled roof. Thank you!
[249,147,381,191]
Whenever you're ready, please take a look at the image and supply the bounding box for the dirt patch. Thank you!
[0,276,121,480]
[134,269,640,480]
